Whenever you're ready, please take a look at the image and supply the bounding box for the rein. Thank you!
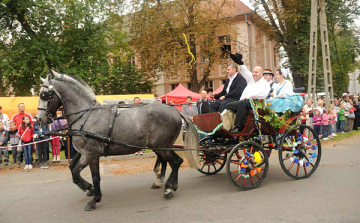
[45,130,219,152]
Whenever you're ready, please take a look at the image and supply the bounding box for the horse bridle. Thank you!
[37,80,62,120]
[37,79,94,128]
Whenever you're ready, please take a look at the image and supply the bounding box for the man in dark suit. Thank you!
[210,63,247,113]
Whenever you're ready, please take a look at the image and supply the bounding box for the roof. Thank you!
[226,0,253,16]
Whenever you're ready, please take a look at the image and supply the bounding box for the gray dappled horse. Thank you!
[36,71,199,211]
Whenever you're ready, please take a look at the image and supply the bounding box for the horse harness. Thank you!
[39,84,209,153]
[64,104,120,156]
[39,81,121,156]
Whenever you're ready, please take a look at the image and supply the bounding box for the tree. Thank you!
[128,0,234,93]
[250,0,360,93]
[0,0,152,96]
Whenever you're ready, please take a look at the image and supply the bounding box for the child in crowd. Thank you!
[8,121,20,164]
[313,109,322,137]
[50,119,65,162]
[334,100,340,133]
[328,104,337,137]
[34,118,50,169]
[338,103,345,133]
[321,109,330,140]
[0,121,9,165]
[18,116,34,170]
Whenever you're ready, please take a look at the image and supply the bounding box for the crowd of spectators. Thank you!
[1,91,359,169]
[0,103,76,169]
[301,93,360,140]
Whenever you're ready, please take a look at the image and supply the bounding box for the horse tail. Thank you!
[179,112,200,169]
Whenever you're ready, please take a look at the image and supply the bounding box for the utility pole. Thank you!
[307,0,334,107]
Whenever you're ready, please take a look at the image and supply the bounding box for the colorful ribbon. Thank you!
[193,123,223,136]
[183,33,196,69]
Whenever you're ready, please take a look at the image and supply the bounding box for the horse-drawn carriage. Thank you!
[175,106,322,190]
[37,71,321,210]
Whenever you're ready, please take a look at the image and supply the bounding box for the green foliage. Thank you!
[96,61,154,95]
[254,100,292,129]
[0,0,151,96]
[251,0,360,93]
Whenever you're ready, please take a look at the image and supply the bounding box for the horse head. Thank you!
[37,70,97,126]
[37,71,63,125]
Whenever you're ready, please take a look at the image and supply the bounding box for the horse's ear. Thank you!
[40,77,46,83]
[51,69,62,79]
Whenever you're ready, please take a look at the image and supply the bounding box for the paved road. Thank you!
[0,136,359,223]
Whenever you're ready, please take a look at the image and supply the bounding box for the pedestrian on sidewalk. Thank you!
[8,121,20,164]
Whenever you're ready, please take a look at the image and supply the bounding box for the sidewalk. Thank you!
[0,152,157,169]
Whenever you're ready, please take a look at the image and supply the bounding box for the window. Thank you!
[188,83,192,90]
[204,81,213,92]
[219,35,231,58]
[171,84,178,90]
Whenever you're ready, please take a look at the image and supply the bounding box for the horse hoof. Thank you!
[84,201,96,211]
[163,189,173,199]
[86,189,95,196]
[151,184,161,189]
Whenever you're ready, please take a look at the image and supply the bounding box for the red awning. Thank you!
[159,83,202,105]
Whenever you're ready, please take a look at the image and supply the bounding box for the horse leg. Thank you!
[151,154,167,189]
[159,150,183,199]
[84,156,102,211]
[69,153,94,196]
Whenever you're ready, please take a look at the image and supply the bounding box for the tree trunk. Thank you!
[291,69,305,88]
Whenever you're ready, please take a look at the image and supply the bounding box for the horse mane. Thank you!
[53,72,97,102]
[64,74,90,89]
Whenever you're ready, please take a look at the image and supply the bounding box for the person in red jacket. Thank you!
[18,116,34,170]
[11,103,34,129]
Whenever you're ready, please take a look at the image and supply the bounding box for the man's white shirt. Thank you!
[226,73,238,94]
[238,65,270,100]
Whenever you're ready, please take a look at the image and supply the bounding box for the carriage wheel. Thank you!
[226,141,269,190]
[197,150,227,175]
[278,124,321,180]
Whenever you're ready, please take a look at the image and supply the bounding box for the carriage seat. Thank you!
[192,113,222,132]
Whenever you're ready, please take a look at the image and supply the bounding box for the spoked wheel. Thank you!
[197,149,227,175]
[279,124,321,179]
[226,141,269,190]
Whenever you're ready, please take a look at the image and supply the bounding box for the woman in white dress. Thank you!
[267,69,303,113]
[271,69,294,98]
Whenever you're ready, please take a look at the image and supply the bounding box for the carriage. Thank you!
[175,106,322,190]
[37,72,321,210]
